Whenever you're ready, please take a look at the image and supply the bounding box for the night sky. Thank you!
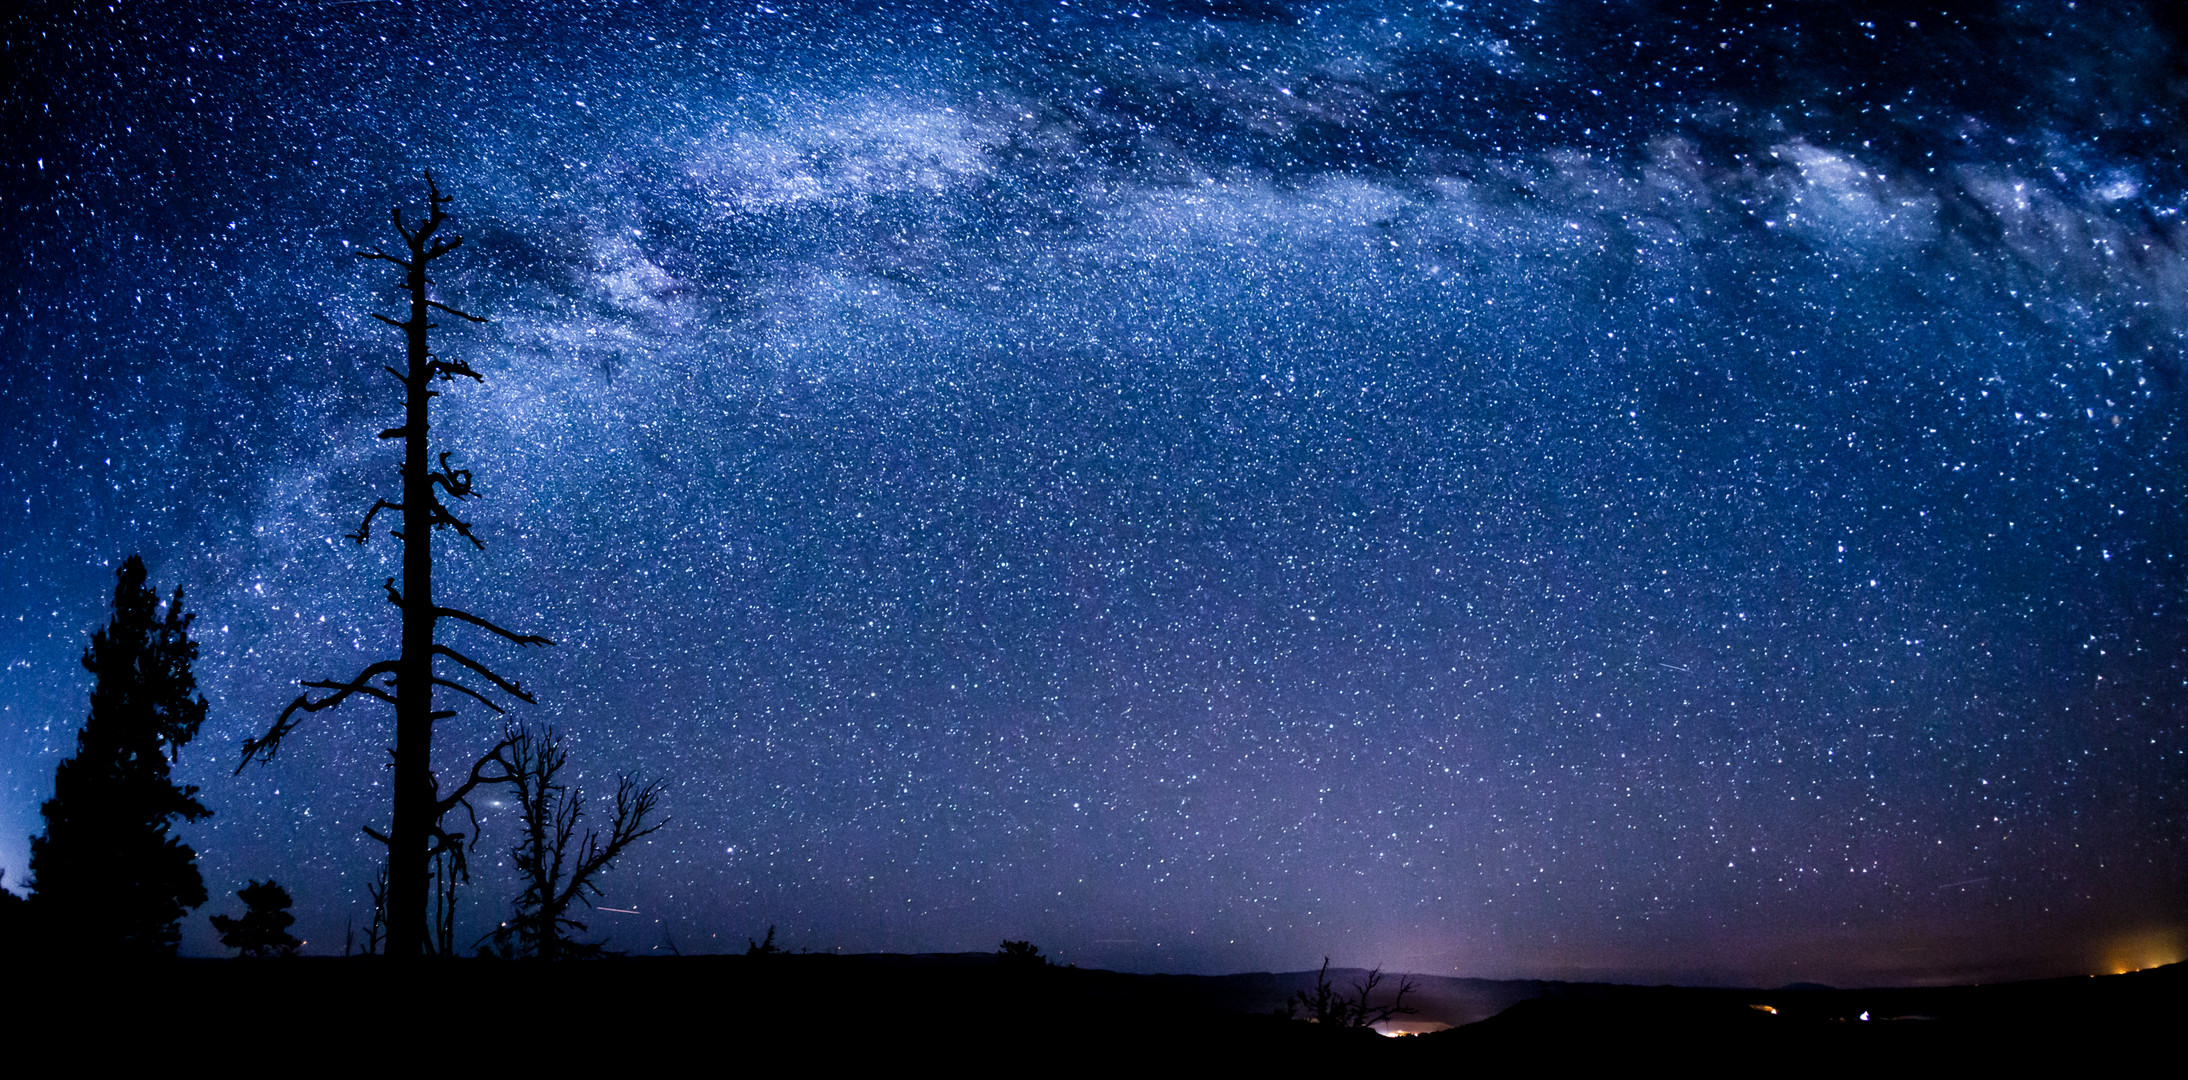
[4,0,2185,986]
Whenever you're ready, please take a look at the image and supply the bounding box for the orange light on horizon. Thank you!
[2099,928,2182,975]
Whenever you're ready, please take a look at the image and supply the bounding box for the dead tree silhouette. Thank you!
[237,172,548,958]
[1289,957,1419,1029]
[497,724,664,959]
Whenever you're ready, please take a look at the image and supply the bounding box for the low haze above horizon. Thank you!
[3,0,2184,986]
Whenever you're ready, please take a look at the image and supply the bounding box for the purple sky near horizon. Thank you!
[3,1,2184,985]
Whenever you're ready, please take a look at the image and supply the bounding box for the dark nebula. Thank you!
[3,1,2184,984]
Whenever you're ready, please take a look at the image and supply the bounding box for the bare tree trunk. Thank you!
[364,865,387,956]
[239,173,549,960]
[388,231,437,958]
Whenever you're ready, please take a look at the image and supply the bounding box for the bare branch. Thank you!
[429,357,483,383]
[559,776,667,909]
[238,660,400,772]
[299,677,395,706]
[433,605,553,647]
[425,170,450,216]
[497,725,665,958]
[424,823,472,881]
[422,495,485,549]
[354,248,411,268]
[429,451,474,500]
[426,298,486,323]
[435,644,534,703]
[436,733,520,818]
[362,825,391,846]
[383,576,404,609]
[370,312,409,330]
[425,826,459,860]
[1353,968,1420,1028]
[454,799,485,848]
[431,676,507,714]
[346,498,402,544]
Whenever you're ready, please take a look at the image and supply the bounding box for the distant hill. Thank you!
[1409,961,2188,1066]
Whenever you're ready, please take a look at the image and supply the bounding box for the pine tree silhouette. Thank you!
[29,555,212,957]
[211,879,302,958]
[0,869,27,954]
[237,172,549,958]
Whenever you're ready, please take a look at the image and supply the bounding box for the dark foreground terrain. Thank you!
[18,953,2182,1065]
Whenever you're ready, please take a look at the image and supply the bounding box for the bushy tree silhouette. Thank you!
[29,555,212,956]
[237,172,549,958]
[211,879,302,958]
[499,724,664,959]
[998,940,1049,970]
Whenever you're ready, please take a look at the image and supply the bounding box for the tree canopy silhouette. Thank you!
[29,555,212,956]
[237,172,549,958]
[998,940,1050,970]
[211,879,302,958]
[0,870,25,954]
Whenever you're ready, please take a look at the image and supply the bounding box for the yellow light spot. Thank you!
[2099,928,2183,975]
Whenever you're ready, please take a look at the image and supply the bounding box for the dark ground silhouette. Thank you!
[11,953,2179,1064]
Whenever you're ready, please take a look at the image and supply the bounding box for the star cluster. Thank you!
[2,1,2184,983]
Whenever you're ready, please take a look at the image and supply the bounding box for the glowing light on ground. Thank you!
[2100,929,2183,975]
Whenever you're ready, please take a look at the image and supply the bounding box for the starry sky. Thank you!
[4,0,2185,985]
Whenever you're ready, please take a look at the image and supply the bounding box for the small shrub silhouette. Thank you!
[747,926,782,956]
[211,879,302,958]
[998,939,1049,970]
